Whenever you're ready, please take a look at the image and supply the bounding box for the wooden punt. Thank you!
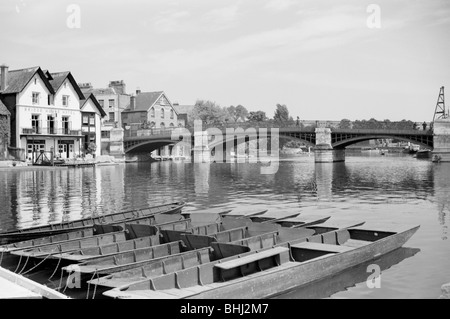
[9,219,191,260]
[246,211,301,223]
[50,219,249,263]
[271,215,331,228]
[83,222,319,292]
[0,202,186,245]
[102,222,419,299]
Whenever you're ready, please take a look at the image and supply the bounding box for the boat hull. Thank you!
[183,226,419,299]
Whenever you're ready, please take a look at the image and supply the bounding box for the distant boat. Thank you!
[414,149,432,159]
[125,157,138,163]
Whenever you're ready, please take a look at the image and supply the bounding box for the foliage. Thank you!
[247,111,268,122]
[227,105,249,123]
[338,119,352,129]
[86,142,96,154]
[273,104,290,124]
[188,100,231,126]
[351,118,416,130]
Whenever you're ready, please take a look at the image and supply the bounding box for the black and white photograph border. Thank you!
[0,0,449,303]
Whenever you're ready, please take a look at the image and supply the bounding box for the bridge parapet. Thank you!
[433,119,450,162]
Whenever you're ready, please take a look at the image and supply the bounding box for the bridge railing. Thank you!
[124,127,178,138]
[331,128,433,135]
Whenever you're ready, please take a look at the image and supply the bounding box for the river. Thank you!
[0,153,449,299]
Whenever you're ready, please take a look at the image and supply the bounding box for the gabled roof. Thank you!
[0,100,10,116]
[81,87,117,96]
[123,91,164,112]
[50,72,85,100]
[0,67,55,95]
[80,93,107,117]
[173,104,194,115]
[42,70,54,80]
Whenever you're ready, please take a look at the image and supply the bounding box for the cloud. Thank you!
[264,0,295,11]
[153,11,191,33]
[202,2,241,31]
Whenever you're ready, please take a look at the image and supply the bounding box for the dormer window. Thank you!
[62,95,70,106]
[32,92,40,105]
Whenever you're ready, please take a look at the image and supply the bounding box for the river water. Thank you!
[0,153,449,299]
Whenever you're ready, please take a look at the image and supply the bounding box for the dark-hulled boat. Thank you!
[102,222,419,299]
[0,202,186,245]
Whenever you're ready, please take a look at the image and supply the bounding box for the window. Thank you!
[109,99,115,109]
[101,131,110,138]
[47,115,55,134]
[62,95,69,106]
[47,95,51,105]
[109,112,115,122]
[82,115,89,125]
[62,116,70,134]
[170,109,174,119]
[160,97,166,106]
[169,123,174,127]
[31,115,40,133]
[150,107,155,118]
[27,142,45,157]
[34,78,37,85]
[32,92,40,105]
[99,100,104,108]
[89,116,95,126]
[160,122,165,128]
[150,122,155,128]
[161,108,165,119]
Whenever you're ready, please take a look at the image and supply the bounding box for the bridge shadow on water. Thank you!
[272,247,421,299]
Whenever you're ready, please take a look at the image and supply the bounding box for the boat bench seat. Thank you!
[291,242,353,253]
[215,247,289,271]
[190,223,222,235]
[230,231,279,251]
[213,227,248,243]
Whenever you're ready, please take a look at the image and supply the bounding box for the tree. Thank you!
[227,105,249,123]
[188,100,231,127]
[247,111,268,122]
[338,119,352,129]
[86,142,96,155]
[273,104,290,125]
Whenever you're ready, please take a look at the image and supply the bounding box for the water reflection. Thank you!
[433,163,450,240]
[273,247,420,299]
[0,156,448,298]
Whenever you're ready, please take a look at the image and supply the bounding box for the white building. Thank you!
[0,65,105,161]
[80,93,107,157]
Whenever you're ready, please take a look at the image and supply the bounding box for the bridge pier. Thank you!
[315,128,345,163]
[108,127,125,159]
[433,119,450,162]
[315,145,346,163]
[193,131,210,163]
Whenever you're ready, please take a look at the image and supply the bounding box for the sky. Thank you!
[1,0,449,122]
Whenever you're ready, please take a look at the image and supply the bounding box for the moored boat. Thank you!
[0,202,186,245]
[102,222,419,299]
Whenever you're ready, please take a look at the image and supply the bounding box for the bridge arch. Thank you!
[124,139,178,154]
[332,135,433,149]
[208,132,316,151]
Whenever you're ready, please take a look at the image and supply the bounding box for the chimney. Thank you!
[136,88,141,95]
[0,64,9,91]
[109,80,126,94]
[130,95,136,111]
